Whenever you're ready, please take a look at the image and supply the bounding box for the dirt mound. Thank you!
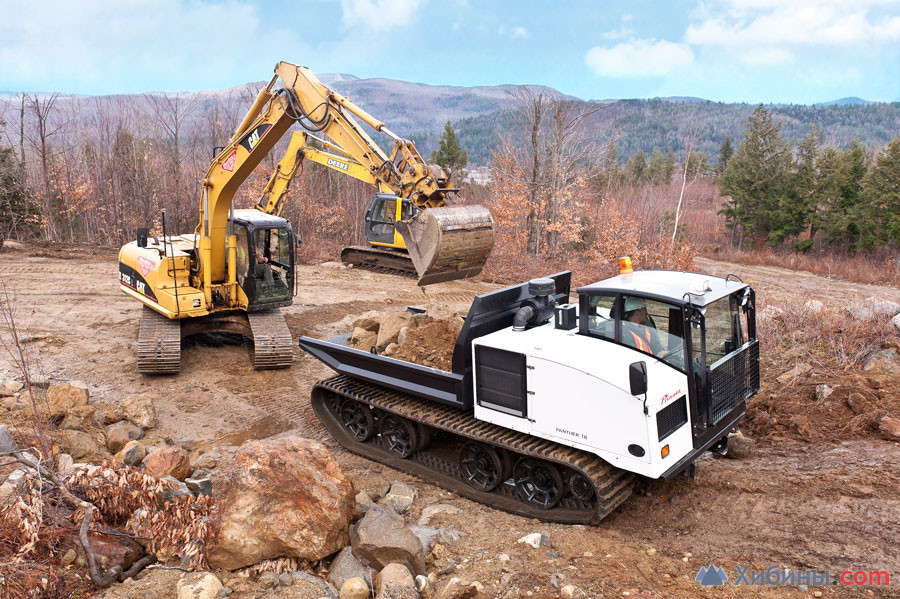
[347,309,462,371]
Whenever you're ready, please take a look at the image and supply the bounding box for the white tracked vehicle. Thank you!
[300,264,760,523]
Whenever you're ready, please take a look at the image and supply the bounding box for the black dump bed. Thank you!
[298,271,571,410]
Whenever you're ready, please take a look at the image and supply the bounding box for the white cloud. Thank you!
[685,3,900,47]
[340,0,427,31]
[497,25,530,40]
[585,38,695,78]
[511,26,529,40]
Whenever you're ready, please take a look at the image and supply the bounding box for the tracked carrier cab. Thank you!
[300,268,760,522]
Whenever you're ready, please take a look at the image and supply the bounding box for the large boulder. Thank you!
[207,436,355,570]
[46,382,89,417]
[351,505,426,575]
[122,395,157,430]
[0,425,17,454]
[143,446,192,481]
[59,405,96,431]
[376,312,412,351]
[0,380,23,397]
[77,532,144,573]
[353,311,382,333]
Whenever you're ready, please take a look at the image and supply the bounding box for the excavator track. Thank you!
[312,374,635,524]
[340,246,417,278]
[137,307,181,374]
[248,309,293,369]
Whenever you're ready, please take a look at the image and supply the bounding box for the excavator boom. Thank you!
[254,62,493,285]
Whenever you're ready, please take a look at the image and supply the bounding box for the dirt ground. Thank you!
[1,244,898,598]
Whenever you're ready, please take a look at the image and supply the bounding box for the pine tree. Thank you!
[716,136,733,176]
[860,136,900,248]
[719,105,795,247]
[626,149,648,184]
[818,141,867,249]
[647,148,665,184]
[430,120,468,174]
[664,149,676,182]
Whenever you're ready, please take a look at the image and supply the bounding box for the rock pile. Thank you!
[347,308,464,371]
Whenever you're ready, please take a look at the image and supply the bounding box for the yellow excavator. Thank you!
[117,61,494,374]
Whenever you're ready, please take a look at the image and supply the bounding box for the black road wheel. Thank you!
[340,400,374,441]
[459,442,504,491]
[380,414,418,458]
[568,472,595,502]
[513,458,563,510]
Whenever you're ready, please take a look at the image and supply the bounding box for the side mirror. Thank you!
[136,227,148,248]
[294,232,302,248]
[629,361,647,396]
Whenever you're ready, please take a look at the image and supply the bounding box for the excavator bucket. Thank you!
[395,205,494,286]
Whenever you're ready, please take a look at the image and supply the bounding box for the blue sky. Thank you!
[1,0,898,104]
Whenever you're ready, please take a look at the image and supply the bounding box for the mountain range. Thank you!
[2,76,898,166]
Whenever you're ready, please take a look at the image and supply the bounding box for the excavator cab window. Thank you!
[243,226,292,305]
[366,195,400,245]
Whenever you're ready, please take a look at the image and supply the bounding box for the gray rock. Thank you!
[726,435,753,459]
[0,469,27,506]
[0,425,18,454]
[417,503,459,526]
[383,481,418,513]
[776,362,811,384]
[893,313,900,334]
[803,299,824,313]
[408,525,464,554]
[158,475,194,501]
[278,573,294,587]
[186,471,212,496]
[415,574,429,593]
[351,505,426,575]
[869,297,900,317]
[845,302,875,321]
[863,349,900,374]
[258,571,280,589]
[328,546,373,590]
[291,570,338,599]
[550,574,559,589]
[176,572,224,599]
[355,490,373,516]
[116,440,146,466]
[106,422,144,453]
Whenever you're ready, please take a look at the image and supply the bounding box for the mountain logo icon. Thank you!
[695,563,729,586]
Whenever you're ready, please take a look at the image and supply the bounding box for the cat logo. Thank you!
[327,158,349,171]
[238,124,272,152]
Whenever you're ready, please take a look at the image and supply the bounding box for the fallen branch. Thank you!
[2,449,154,587]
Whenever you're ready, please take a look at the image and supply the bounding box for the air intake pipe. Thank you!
[512,278,557,331]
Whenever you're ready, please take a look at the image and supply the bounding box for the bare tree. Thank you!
[671,122,698,247]
[25,93,62,241]
[505,87,604,256]
[144,92,198,231]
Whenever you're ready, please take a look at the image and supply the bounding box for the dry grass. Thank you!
[709,246,900,288]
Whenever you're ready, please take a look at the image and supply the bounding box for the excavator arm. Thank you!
[209,61,493,286]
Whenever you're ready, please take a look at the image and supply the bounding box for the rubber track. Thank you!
[313,374,635,524]
[137,307,181,374]
[248,309,293,369]
[341,246,417,278]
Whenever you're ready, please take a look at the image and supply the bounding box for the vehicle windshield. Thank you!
[252,227,292,302]
[693,292,748,367]
[585,294,687,372]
